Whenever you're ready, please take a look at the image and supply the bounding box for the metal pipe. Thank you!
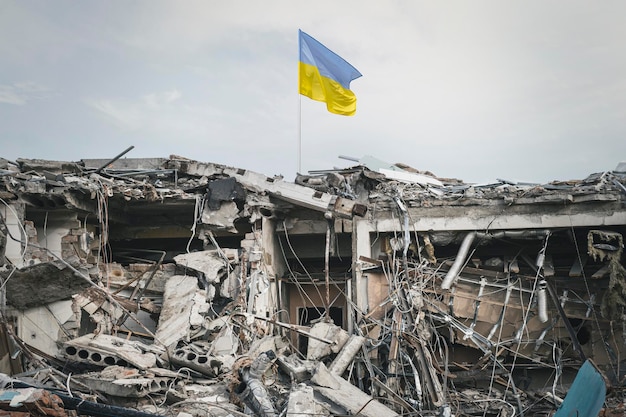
[537,280,549,323]
[545,281,587,362]
[441,229,552,292]
[441,232,476,290]
[234,313,335,345]
[94,145,135,173]
[324,214,332,319]
[487,282,513,340]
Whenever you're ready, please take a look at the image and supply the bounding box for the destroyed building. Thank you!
[0,153,624,417]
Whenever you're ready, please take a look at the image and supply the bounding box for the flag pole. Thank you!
[298,90,302,174]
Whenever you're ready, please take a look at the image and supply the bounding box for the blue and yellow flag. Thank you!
[298,30,362,116]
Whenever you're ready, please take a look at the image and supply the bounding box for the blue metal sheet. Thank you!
[554,360,606,417]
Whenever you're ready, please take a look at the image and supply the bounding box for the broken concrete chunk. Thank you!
[220,269,239,299]
[287,384,326,417]
[306,322,350,361]
[190,292,210,326]
[276,354,315,382]
[171,383,238,417]
[210,325,238,356]
[246,335,289,359]
[310,362,340,390]
[155,275,209,348]
[3,262,92,310]
[201,201,241,232]
[311,363,399,417]
[173,250,230,284]
[170,345,223,377]
[64,333,157,370]
[72,366,171,398]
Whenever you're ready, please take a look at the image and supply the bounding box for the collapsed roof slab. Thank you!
[82,158,168,171]
[167,159,367,219]
[3,262,92,310]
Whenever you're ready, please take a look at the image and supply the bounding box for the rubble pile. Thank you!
[0,153,624,416]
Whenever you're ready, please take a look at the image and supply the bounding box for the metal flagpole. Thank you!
[298,95,302,173]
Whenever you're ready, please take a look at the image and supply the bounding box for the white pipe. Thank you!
[537,280,549,323]
[441,232,476,290]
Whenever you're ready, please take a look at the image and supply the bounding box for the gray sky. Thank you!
[1,1,625,183]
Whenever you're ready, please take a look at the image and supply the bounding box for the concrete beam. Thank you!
[311,363,399,417]
[328,334,366,375]
[359,210,626,233]
[170,159,367,219]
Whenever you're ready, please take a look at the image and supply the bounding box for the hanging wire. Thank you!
[568,219,619,377]
[92,176,112,288]
[500,231,551,416]
[281,221,327,316]
[276,226,324,323]
[186,194,204,254]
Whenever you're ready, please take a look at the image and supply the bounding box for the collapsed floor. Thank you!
[0,153,625,416]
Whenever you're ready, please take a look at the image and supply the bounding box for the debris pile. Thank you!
[0,153,624,416]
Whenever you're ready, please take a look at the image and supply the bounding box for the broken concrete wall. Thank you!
[0,201,25,267]
[16,300,77,358]
[30,212,81,262]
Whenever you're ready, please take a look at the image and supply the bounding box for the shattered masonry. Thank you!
[0,153,624,416]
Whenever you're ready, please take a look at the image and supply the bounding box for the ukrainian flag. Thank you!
[298,30,362,116]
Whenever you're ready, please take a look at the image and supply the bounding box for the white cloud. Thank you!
[0,82,51,105]
[86,89,226,136]
[0,87,27,105]
[86,98,144,130]
[143,89,182,109]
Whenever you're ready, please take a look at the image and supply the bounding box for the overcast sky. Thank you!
[1,1,625,183]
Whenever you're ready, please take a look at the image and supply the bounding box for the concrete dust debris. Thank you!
[0,154,624,416]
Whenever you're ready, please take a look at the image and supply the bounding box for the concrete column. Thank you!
[1,202,25,267]
[352,218,372,317]
[261,217,287,326]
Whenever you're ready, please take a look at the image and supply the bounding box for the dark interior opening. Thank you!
[297,306,343,356]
